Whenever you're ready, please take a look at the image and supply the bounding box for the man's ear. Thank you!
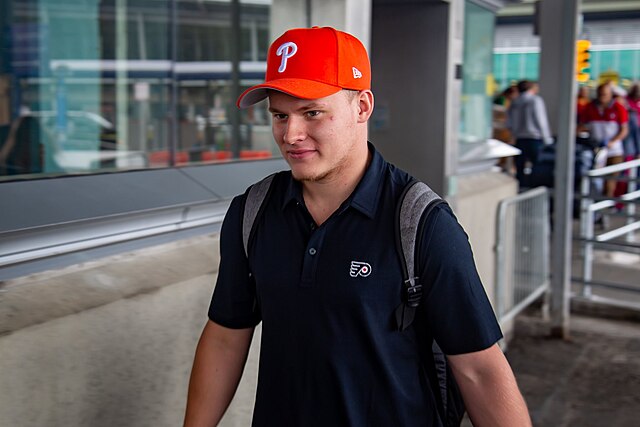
[356,90,375,123]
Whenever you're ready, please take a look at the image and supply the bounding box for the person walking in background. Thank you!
[579,82,629,198]
[625,83,640,160]
[507,80,553,188]
[493,85,519,175]
[576,85,591,122]
[183,26,531,427]
[494,85,518,110]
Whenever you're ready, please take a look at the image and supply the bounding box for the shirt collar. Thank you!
[282,142,385,219]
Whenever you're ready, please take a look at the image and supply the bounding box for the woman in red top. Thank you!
[576,85,591,122]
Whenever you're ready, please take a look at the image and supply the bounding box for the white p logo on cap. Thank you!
[276,42,298,73]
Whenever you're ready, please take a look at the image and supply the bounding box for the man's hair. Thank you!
[517,80,533,94]
[629,83,640,101]
[344,89,360,102]
[596,82,612,96]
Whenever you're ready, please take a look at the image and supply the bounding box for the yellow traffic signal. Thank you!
[576,39,591,82]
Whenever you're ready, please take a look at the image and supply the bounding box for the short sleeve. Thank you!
[418,204,502,355]
[208,194,262,328]
[617,102,629,124]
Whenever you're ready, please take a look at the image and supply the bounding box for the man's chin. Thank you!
[291,168,329,183]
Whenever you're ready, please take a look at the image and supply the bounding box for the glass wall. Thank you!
[0,0,272,181]
[459,0,495,145]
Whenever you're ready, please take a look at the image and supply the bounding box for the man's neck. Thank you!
[302,142,371,226]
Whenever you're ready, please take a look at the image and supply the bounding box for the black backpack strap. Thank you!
[394,179,443,331]
[242,173,276,259]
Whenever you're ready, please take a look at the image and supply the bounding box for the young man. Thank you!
[184,27,531,427]
[507,80,553,188]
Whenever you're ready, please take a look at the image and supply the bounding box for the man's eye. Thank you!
[306,111,320,117]
[273,114,287,120]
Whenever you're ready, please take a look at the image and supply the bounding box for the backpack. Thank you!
[241,173,466,427]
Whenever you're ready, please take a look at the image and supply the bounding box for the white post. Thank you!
[627,165,637,243]
[539,0,581,339]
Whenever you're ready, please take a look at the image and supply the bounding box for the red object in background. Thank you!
[149,149,272,166]
[201,151,232,162]
[239,150,272,159]
[148,150,189,166]
[613,155,635,210]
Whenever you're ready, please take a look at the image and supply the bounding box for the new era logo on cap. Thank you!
[236,26,371,108]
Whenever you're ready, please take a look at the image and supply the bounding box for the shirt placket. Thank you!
[300,222,325,288]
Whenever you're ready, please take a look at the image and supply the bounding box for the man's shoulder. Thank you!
[245,170,291,194]
[533,94,546,105]
[383,160,421,196]
[612,101,628,115]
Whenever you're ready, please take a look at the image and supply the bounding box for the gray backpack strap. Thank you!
[395,180,442,331]
[242,173,276,258]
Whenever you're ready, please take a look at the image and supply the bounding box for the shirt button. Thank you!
[309,248,317,256]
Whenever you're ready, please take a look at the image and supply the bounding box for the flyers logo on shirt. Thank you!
[350,261,372,277]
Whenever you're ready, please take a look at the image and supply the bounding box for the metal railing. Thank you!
[576,158,640,310]
[495,187,550,324]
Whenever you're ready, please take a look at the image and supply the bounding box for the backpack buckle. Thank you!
[403,277,422,308]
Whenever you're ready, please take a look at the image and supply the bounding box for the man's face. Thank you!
[597,86,612,105]
[268,90,361,183]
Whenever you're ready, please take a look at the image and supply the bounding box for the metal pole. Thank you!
[539,0,581,339]
[495,200,507,322]
[169,0,178,166]
[627,165,638,243]
[230,0,242,158]
[580,175,593,297]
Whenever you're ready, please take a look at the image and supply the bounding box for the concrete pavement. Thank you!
[506,310,640,427]
[504,220,640,427]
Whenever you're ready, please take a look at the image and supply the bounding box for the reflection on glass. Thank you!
[0,0,274,182]
[459,0,495,145]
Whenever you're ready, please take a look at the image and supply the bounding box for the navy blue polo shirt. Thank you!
[209,144,502,426]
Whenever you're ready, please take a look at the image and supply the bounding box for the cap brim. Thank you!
[236,79,342,108]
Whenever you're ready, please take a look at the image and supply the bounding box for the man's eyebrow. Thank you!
[298,102,327,110]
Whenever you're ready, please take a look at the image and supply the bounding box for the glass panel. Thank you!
[175,0,274,166]
[0,0,273,182]
[0,0,170,179]
[459,1,495,145]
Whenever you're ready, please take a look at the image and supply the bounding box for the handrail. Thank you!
[587,158,640,177]
[0,200,230,269]
[579,156,639,300]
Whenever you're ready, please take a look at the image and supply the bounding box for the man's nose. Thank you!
[283,117,306,145]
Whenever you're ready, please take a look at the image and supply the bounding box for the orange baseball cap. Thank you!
[236,26,371,108]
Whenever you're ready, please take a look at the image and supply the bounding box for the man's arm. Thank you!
[534,97,553,142]
[608,122,629,147]
[183,320,254,427]
[447,343,532,427]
